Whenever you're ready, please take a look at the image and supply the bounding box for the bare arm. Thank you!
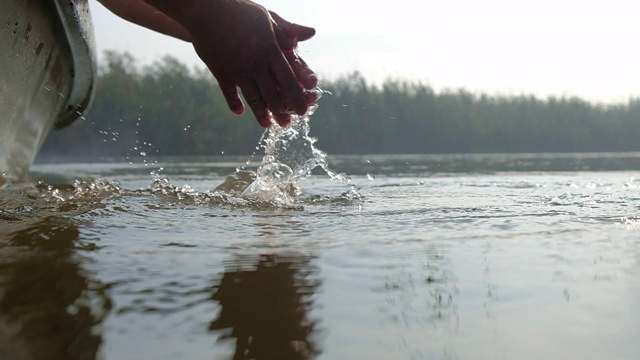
[100,0,318,127]
[97,0,191,42]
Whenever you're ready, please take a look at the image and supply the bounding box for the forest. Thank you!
[40,51,640,157]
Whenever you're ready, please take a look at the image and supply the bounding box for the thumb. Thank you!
[270,11,316,49]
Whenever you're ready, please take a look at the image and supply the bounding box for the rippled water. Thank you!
[2,152,640,359]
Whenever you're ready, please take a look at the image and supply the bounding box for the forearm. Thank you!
[143,0,217,27]
[98,0,191,42]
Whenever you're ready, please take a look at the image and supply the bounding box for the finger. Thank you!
[238,79,273,128]
[304,90,320,107]
[271,12,316,41]
[270,11,316,47]
[255,71,292,126]
[273,24,296,50]
[276,114,292,127]
[282,50,318,90]
[292,24,316,42]
[270,57,308,116]
[215,72,245,115]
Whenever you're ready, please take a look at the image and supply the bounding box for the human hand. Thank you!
[179,0,318,127]
[269,12,318,91]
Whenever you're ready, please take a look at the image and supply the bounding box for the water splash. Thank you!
[149,172,302,210]
[35,178,122,203]
[242,100,361,205]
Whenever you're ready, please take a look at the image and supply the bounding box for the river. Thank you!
[1,152,640,360]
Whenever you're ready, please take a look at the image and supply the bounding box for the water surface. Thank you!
[2,153,640,359]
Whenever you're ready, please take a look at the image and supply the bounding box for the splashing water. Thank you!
[139,89,362,207]
[242,97,361,205]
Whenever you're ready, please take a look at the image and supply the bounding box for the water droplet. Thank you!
[367,173,376,181]
[140,151,146,156]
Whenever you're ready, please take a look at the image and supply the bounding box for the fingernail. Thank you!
[277,114,292,127]
[304,91,319,105]
[258,116,272,128]
[230,101,244,115]
[307,73,318,83]
[302,73,318,89]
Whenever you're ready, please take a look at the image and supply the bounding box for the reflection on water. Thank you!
[210,254,322,360]
[0,217,110,360]
[1,153,640,359]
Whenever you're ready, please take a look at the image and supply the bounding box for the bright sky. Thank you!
[90,0,640,103]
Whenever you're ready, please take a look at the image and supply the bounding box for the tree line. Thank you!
[40,51,640,157]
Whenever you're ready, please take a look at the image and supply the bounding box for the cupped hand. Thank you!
[181,0,317,127]
[270,11,318,91]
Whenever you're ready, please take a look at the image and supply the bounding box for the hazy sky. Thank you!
[90,0,640,103]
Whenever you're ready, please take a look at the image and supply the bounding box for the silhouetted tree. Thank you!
[40,51,640,157]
